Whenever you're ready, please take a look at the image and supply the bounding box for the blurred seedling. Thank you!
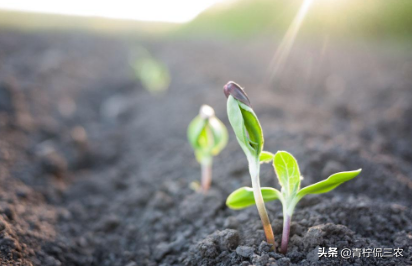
[188,105,228,193]
[223,81,276,249]
[227,150,361,253]
[130,46,170,94]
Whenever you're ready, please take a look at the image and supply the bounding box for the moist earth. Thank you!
[0,31,411,266]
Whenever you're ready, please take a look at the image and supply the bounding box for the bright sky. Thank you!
[0,0,224,23]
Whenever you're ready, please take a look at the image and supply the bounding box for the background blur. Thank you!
[1,0,411,92]
[0,1,411,265]
[1,0,412,39]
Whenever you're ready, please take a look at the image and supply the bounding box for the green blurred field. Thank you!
[181,0,412,41]
[1,0,412,42]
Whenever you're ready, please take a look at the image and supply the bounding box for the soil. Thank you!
[0,31,411,266]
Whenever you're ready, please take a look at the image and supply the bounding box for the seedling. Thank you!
[227,150,361,254]
[188,105,228,193]
[223,81,361,253]
[223,81,276,248]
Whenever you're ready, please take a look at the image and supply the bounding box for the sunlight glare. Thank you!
[0,0,223,23]
[268,0,314,80]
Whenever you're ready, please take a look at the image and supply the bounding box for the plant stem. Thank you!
[201,160,212,193]
[250,162,276,249]
[280,211,291,254]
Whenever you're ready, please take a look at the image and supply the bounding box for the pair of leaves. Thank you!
[227,96,263,160]
[225,91,361,210]
[227,151,361,209]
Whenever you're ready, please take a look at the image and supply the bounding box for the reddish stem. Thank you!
[280,214,291,254]
[201,162,212,193]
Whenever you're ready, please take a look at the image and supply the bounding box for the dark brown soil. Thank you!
[0,31,411,266]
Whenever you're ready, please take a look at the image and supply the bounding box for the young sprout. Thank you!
[227,150,361,254]
[188,105,228,193]
[223,81,276,249]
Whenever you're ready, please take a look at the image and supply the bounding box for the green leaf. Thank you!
[227,95,263,159]
[226,186,281,210]
[273,151,301,195]
[239,105,263,156]
[297,169,362,199]
[187,116,207,150]
[209,117,228,155]
[260,151,275,163]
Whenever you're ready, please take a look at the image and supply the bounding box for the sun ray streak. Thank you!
[268,0,313,81]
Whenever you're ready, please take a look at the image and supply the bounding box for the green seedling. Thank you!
[130,46,170,94]
[223,81,276,249]
[188,105,228,193]
[227,150,361,254]
[223,81,361,253]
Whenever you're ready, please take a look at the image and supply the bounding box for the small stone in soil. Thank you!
[252,253,270,266]
[258,241,272,253]
[218,229,240,251]
[303,227,323,249]
[269,252,284,259]
[277,257,291,266]
[236,246,255,258]
[306,246,320,262]
[197,238,219,258]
